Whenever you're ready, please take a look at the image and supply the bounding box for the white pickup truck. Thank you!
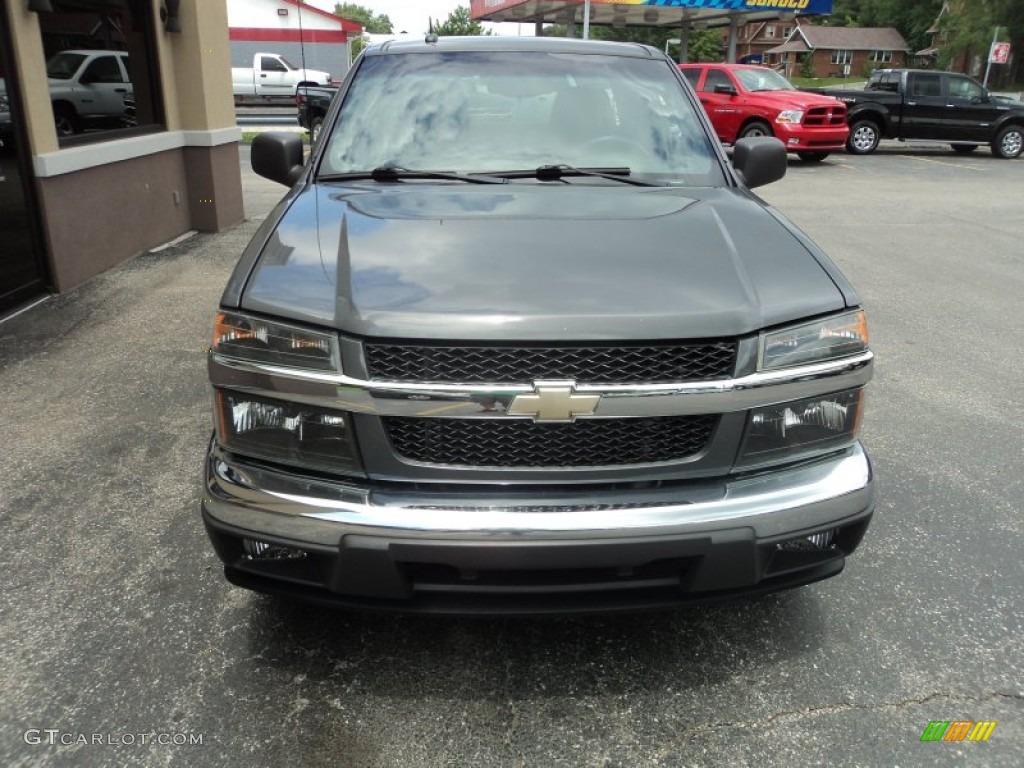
[46,49,133,136]
[232,53,331,102]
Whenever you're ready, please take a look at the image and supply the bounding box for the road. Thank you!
[0,144,1021,767]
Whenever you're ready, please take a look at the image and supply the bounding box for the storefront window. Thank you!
[39,0,163,143]
[1,14,49,312]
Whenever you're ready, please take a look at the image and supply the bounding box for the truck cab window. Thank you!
[947,76,983,101]
[261,57,288,72]
[702,69,733,93]
[81,56,124,84]
[910,74,941,98]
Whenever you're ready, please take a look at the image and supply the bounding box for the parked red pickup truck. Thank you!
[680,63,848,162]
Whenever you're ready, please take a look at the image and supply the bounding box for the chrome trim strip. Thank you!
[209,350,873,418]
[205,443,872,540]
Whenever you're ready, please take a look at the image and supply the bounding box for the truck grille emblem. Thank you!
[507,382,601,422]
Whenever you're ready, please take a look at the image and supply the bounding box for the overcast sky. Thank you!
[304,1,529,37]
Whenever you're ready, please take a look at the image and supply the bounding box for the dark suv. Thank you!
[202,37,875,614]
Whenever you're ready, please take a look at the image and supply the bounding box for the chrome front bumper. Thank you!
[203,442,874,546]
[202,443,874,611]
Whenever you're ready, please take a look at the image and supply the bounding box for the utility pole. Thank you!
[583,0,591,40]
[983,26,1000,87]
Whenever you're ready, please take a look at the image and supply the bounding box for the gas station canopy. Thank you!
[470,0,834,29]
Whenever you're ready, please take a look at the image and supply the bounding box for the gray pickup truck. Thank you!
[804,68,1024,158]
[202,36,875,614]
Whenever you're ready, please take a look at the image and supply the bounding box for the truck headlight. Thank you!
[213,311,338,372]
[760,311,868,371]
[215,390,362,475]
[737,388,864,468]
[775,109,804,124]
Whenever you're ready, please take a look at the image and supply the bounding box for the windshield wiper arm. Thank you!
[318,166,506,184]
[485,165,662,187]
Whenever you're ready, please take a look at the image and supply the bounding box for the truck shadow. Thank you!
[242,588,826,700]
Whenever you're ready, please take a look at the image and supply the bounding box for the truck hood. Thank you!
[240,182,845,341]
[751,90,845,110]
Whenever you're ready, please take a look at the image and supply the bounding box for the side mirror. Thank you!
[252,132,305,187]
[79,72,95,85]
[713,83,738,95]
[732,136,787,188]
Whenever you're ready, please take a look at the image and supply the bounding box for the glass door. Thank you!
[0,15,49,315]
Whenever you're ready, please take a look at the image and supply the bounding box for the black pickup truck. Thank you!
[296,85,336,144]
[804,68,1024,158]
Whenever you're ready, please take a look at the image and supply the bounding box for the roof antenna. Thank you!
[426,17,438,44]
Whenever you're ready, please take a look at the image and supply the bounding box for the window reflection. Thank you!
[39,0,162,141]
[1,22,49,312]
[323,52,721,184]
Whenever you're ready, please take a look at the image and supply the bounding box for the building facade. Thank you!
[0,0,244,316]
[227,0,361,81]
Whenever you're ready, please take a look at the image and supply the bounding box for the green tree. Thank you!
[940,0,1024,84]
[334,3,393,34]
[801,53,816,78]
[688,29,725,62]
[858,0,943,52]
[823,0,863,27]
[433,6,492,36]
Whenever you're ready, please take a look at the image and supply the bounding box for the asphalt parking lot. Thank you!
[1,142,1021,767]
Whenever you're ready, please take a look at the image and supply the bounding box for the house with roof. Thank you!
[766,23,910,80]
[735,18,800,65]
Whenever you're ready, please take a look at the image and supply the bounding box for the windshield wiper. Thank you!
[318,166,506,184]
[485,165,662,187]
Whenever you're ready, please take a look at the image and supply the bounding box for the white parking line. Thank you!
[904,156,984,171]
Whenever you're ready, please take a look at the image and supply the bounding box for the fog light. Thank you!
[776,529,836,553]
[242,538,307,560]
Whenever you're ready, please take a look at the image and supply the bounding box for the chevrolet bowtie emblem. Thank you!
[507,381,600,422]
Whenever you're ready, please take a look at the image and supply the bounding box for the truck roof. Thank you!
[871,68,962,76]
[679,63,774,71]
[366,35,660,59]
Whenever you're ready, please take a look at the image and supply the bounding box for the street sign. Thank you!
[990,42,1010,64]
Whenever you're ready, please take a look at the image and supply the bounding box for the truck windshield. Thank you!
[319,51,723,185]
[47,52,87,80]
[733,68,796,92]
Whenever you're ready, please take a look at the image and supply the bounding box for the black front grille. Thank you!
[383,415,719,467]
[364,342,737,383]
